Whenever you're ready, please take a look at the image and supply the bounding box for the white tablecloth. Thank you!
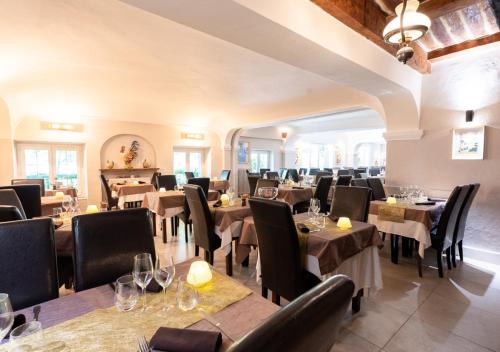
[215,221,243,256]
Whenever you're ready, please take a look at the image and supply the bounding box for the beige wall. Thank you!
[12,118,223,206]
[0,99,14,184]
[386,45,500,259]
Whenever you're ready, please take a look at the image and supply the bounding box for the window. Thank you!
[173,148,205,184]
[16,143,85,195]
[250,150,271,173]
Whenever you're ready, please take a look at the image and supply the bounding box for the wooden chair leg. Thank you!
[272,291,280,305]
[184,222,188,243]
[352,288,364,313]
[152,212,156,237]
[391,234,399,264]
[226,249,233,276]
[209,251,214,266]
[436,247,444,278]
[262,286,268,299]
[241,255,250,267]
[170,218,175,237]
[162,218,167,243]
[381,232,386,242]
[458,241,464,261]
[446,248,452,270]
[195,245,199,257]
[416,253,423,277]
[451,245,457,268]
[204,250,210,262]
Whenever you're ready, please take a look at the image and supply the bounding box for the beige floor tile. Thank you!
[331,329,380,352]
[415,293,500,351]
[343,300,410,348]
[385,316,493,352]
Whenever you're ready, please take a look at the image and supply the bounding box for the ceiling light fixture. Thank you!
[383,0,431,64]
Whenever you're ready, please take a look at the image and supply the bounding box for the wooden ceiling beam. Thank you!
[428,32,500,59]
[383,0,481,20]
[311,0,431,73]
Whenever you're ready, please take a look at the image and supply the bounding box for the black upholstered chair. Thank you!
[335,175,352,186]
[265,171,279,180]
[150,171,161,190]
[227,275,354,352]
[0,205,24,222]
[99,175,118,211]
[367,177,386,200]
[426,185,468,278]
[323,168,333,173]
[219,169,231,181]
[247,175,260,197]
[452,183,480,266]
[259,168,270,177]
[308,168,320,176]
[157,175,177,191]
[0,185,42,219]
[314,171,332,185]
[72,208,155,292]
[11,178,45,196]
[177,177,210,242]
[330,186,372,222]
[278,168,287,181]
[0,218,59,310]
[337,169,350,176]
[185,172,195,180]
[369,167,381,176]
[351,178,370,188]
[184,185,236,275]
[254,179,280,196]
[0,189,27,219]
[287,169,300,183]
[294,176,333,214]
[249,198,320,304]
[298,168,307,176]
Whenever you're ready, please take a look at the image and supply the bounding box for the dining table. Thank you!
[209,180,230,192]
[45,187,78,198]
[239,213,384,298]
[276,185,314,208]
[112,183,156,209]
[1,258,279,352]
[41,196,64,216]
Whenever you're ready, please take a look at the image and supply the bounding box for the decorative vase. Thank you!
[106,160,114,169]
[143,159,151,168]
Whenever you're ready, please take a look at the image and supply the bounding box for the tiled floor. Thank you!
[154,226,500,351]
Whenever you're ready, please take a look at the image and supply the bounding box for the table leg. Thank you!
[162,218,167,243]
[416,253,423,277]
[391,234,399,264]
[352,288,364,313]
[241,256,249,267]
[226,248,233,276]
[152,212,156,237]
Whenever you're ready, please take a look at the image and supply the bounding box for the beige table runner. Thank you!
[369,200,443,230]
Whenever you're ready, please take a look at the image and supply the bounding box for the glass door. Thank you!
[173,149,205,184]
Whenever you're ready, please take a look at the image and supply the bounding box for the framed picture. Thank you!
[452,126,485,160]
[238,142,249,164]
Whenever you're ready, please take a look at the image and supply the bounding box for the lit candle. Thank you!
[133,181,139,185]
[55,191,65,200]
[386,196,397,205]
[86,205,99,214]
[187,261,213,287]
[213,176,218,181]
[337,217,352,230]
[220,194,230,207]
[159,187,166,192]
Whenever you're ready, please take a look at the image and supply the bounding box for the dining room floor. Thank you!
[72,224,500,352]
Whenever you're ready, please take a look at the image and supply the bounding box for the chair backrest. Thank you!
[366,178,386,200]
[249,198,304,301]
[247,175,260,197]
[298,168,307,176]
[0,185,41,219]
[99,175,113,205]
[0,205,24,222]
[435,185,469,250]
[314,171,332,185]
[0,218,58,310]
[337,169,350,176]
[330,186,372,222]
[278,168,287,181]
[265,171,279,180]
[314,176,333,213]
[335,175,352,187]
[184,185,221,252]
[150,172,160,190]
[72,208,155,292]
[454,183,480,245]
[308,168,320,176]
[188,177,210,196]
[259,169,270,177]
[255,179,280,196]
[157,175,177,191]
[369,167,380,176]
[287,169,300,183]
[227,275,354,352]
[353,169,366,179]
[351,178,369,188]
[220,169,231,181]
[0,189,27,219]
[323,168,333,173]
[185,172,195,180]
[11,178,45,196]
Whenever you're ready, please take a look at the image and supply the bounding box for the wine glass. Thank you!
[154,256,175,314]
[308,198,320,223]
[0,293,14,341]
[133,253,153,312]
[62,196,71,218]
[257,187,278,200]
[114,275,138,312]
[176,276,199,311]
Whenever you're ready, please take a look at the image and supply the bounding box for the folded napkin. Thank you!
[212,200,222,208]
[5,314,26,339]
[414,201,436,206]
[116,182,125,185]
[150,327,222,352]
[147,279,163,293]
[138,181,146,184]
[292,186,304,190]
[296,223,310,233]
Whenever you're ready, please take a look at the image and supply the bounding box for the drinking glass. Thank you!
[257,187,278,200]
[52,207,63,218]
[176,277,199,311]
[0,293,14,341]
[9,321,43,343]
[308,198,320,223]
[62,196,72,217]
[317,213,327,229]
[154,256,175,313]
[133,253,153,312]
[114,275,138,312]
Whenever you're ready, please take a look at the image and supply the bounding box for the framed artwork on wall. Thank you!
[452,126,485,160]
[238,142,249,164]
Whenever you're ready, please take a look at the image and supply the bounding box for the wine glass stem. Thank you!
[143,287,147,310]
[163,287,167,308]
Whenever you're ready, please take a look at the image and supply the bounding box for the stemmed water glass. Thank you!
[133,253,153,312]
[308,198,320,223]
[62,196,71,218]
[154,256,175,314]
[0,293,14,341]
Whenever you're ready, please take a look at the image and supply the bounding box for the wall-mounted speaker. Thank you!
[466,110,474,123]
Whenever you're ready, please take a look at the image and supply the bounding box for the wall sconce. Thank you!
[466,110,474,123]
[281,132,288,141]
[181,132,204,140]
[41,121,83,132]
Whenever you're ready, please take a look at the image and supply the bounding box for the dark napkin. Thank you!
[296,223,310,233]
[292,186,304,189]
[415,201,436,206]
[147,279,162,293]
[212,200,222,208]
[116,182,126,185]
[138,181,146,184]
[4,314,26,339]
[150,327,222,352]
